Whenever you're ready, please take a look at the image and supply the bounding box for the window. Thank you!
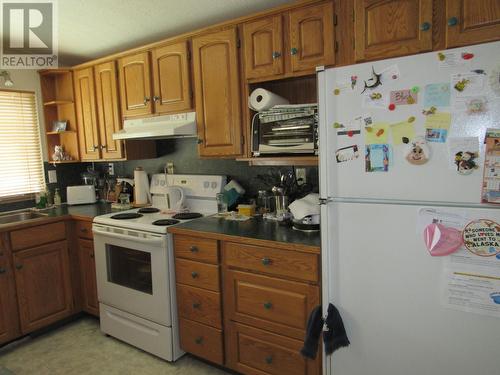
[0,90,45,201]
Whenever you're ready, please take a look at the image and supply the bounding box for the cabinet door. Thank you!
[192,28,242,157]
[289,2,335,72]
[243,15,284,79]
[118,52,153,118]
[74,67,101,160]
[13,241,73,334]
[152,41,192,114]
[354,0,433,61]
[0,257,20,345]
[446,0,500,47]
[94,61,124,160]
[78,239,99,316]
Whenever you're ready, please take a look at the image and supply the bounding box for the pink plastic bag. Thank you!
[424,223,463,256]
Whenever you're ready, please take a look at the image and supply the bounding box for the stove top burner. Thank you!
[111,213,143,220]
[138,207,160,214]
[172,212,203,220]
[152,219,180,226]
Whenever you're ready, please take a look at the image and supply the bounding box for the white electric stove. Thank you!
[93,174,226,361]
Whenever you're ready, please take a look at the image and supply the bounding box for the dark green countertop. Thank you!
[43,202,115,221]
[169,215,321,248]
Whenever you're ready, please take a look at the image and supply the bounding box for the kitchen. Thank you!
[0,1,499,375]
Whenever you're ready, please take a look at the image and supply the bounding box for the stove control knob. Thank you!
[204,181,209,188]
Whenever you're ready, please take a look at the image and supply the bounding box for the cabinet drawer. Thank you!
[10,221,66,251]
[175,258,220,292]
[224,242,319,283]
[179,318,224,365]
[225,270,319,340]
[226,321,319,375]
[75,221,93,239]
[174,235,219,264]
[177,284,221,329]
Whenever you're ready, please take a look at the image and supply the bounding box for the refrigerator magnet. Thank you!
[361,66,382,93]
[462,219,500,257]
[454,151,479,174]
[405,137,430,165]
[365,144,390,172]
[336,145,360,163]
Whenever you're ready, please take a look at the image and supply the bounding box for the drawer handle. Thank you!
[265,355,273,364]
[0,267,6,274]
[261,257,272,266]
[290,47,298,55]
[195,336,203,345]
[263,302,273,310]
[80,228,88,233]
[192,302,201,309]
[191,271,199,279]
[272,51,281,59]
[190,245,198,253]
[15,264,23,270]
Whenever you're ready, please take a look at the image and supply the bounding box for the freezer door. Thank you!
[322,202,500,375]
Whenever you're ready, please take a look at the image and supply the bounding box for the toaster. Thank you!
[66,185,97,205]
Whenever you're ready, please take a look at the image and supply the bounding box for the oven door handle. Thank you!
[92,228,164,245]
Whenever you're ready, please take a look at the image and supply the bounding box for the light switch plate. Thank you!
[108,163,115,176]
[48,170,57,183]
[296,168,306,185]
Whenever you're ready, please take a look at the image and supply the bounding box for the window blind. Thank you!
[0,90,45,200]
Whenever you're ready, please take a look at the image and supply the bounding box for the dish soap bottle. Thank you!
[54,188,62,206]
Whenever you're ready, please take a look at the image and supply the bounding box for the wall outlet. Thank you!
[108,163,115,176]
[296,168,306,185]
[48,170,57,184]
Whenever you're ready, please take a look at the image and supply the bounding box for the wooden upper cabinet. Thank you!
[152,41,192,114]
[243,15,284,79]
[13,241,73,334]
[354,0,433,61]
[118,52,153,118]
[192,28,242,157]
[445,0,500,47]
[94,61,124,159]
[74,67,100,160]
[289,1,335,72]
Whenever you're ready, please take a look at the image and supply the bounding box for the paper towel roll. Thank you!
[134,167,150,205]
[248,88,289,112]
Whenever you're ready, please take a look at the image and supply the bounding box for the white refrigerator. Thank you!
[318,41,500,375]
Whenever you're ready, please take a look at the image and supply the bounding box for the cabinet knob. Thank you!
[261,257,272,266]
[197,139,203,145]
[195,337,203,345]
[290,47,298,55]
[263,301,273,310]
[93,145,99,151]
[447,16,458,26]
[100,144,107,150]
[15,264,23,270]
[265,356,273,364]
[153,96,160,102]
[81,228,88,233]
[272,51,281,59]
[192,302,201,309]
[0,268,6,274]
[420,22,431,31]
[191,271,199,279]
[143,97,151,105]
[189,245,198,253]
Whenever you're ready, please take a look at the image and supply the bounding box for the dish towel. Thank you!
[301,303,350,359]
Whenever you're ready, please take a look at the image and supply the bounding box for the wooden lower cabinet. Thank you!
[226,321,320,375]
[177,284,222,329]
[179,318,224,365]
[78,238,99,316]
[0,253,20,345]
[12,240,74,334]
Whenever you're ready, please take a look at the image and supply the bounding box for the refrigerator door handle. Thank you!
[319,198,334,205]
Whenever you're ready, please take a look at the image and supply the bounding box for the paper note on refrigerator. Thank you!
[424,83,451,107]
[390,121,415,145]
[481,129,500,204]
[451,72,485,97]
[365,123,389,144]
[424,112,451,130]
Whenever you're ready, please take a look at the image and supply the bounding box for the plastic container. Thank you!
[237,204,255,216]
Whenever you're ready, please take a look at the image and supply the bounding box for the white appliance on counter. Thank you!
[66,185,97,205]
[93,174,226,361]
[318,42,500,375]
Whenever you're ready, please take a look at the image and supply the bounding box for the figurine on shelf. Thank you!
[52,145,72,162]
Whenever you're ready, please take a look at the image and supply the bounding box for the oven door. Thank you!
[93,224,171,326]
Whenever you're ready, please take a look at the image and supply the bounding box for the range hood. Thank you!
[113,112,197,140]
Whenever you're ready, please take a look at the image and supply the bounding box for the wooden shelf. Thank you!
[236,156,318,166]
[46,130,76,135]
[48,159,78,164]
[39,69,72,76]
[43,100,74,106]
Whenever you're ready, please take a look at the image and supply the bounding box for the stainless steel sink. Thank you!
[0,210,49,225]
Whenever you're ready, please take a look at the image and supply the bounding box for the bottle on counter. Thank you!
[54,188,62,206]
